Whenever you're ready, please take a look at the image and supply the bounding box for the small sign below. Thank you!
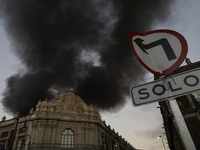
[131,68,200,106]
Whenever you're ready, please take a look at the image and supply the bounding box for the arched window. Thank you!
[61,129,74,148]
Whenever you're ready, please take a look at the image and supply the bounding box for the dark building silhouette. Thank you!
[158,59,200,150]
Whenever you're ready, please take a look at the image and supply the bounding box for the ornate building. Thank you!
[0,92,136,150]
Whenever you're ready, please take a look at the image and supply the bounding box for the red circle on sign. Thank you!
[128,29,188,76]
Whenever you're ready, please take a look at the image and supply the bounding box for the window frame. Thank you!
[61,128,74,148]
[0,131,9,138]
[16,136,25,150]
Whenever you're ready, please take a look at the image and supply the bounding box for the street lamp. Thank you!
[9,112,27,150]
[157,136,166,150]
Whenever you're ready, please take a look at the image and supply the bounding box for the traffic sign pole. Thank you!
[169,98,196,150]
[129,28,198,149]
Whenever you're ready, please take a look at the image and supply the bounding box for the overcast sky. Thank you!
[0,1,200,150]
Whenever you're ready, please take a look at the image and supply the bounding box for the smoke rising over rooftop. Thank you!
[0,0,173,115]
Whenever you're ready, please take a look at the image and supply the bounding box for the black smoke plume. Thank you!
[0,0,173,115]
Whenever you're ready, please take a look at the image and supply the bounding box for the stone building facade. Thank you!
[157,59,200,150]
[0,92,136,150]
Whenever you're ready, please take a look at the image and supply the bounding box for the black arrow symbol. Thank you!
[134,38,149,54]
[134,38,177,61]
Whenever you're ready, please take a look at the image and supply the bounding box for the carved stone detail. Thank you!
[1,116,6,122]
[32,121,38,128]
[77,106,84,113]
[65,93,75,103]
[30,108,34,114]
[40,121,47,128]
[33,92,100,122]
[52,120,58,128]
[46,120,53,128]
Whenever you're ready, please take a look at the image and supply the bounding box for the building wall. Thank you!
[0,92,135,150]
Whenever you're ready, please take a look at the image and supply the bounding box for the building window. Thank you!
[61,129,74,148]
[0,140,6,149]
[17,136,25,150]
[1,131,8,138]
[18,127,27,134]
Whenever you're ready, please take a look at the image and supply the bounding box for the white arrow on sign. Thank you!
[130,68,200,106]
[128,30,188,76]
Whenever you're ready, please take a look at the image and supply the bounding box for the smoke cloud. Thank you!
[0,0,173,114]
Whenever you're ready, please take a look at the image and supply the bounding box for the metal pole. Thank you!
[160,137,166,150]
[158,136,166,150]
[28,142,31,150]
[9,112,27,150]
[169,98,196,150]
[9,118,19,150]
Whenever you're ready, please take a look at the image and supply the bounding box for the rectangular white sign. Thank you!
[130,68,200,106]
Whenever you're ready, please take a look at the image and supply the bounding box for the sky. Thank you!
[0,1,200,150]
